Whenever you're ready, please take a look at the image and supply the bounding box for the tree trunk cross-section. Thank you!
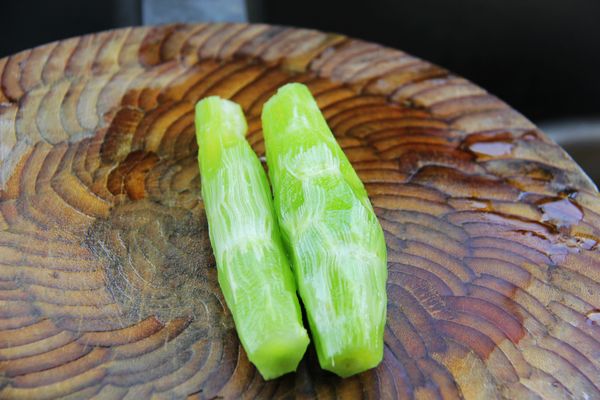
[0,23,599,400]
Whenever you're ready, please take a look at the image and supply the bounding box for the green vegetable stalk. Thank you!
[195,97,309,380]
[262,83,388,377]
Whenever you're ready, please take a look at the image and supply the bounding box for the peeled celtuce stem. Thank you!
[262,83,388,378]
[195,96,309,380]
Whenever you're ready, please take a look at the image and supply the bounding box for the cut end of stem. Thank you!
[195,96,247,147]
[195,96,249,176]
[250,331,310,380]
[320,345,383,378]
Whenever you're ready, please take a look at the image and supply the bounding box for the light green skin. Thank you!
[195,97,309,380]
[262,83,388,378]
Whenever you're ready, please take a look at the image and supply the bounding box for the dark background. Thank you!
[0,0,141,58]
[256,0,600,122]
[1,0,599,180]
[2,0,599,121]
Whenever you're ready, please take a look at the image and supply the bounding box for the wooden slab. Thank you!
[0,23,599,399]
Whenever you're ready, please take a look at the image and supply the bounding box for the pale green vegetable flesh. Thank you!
[195,97,309,380]
[262,83,388,378]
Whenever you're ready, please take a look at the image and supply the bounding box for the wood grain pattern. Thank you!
[1,23,599,399]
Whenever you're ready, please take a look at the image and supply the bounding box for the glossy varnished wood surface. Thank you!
[0,24,599,399]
